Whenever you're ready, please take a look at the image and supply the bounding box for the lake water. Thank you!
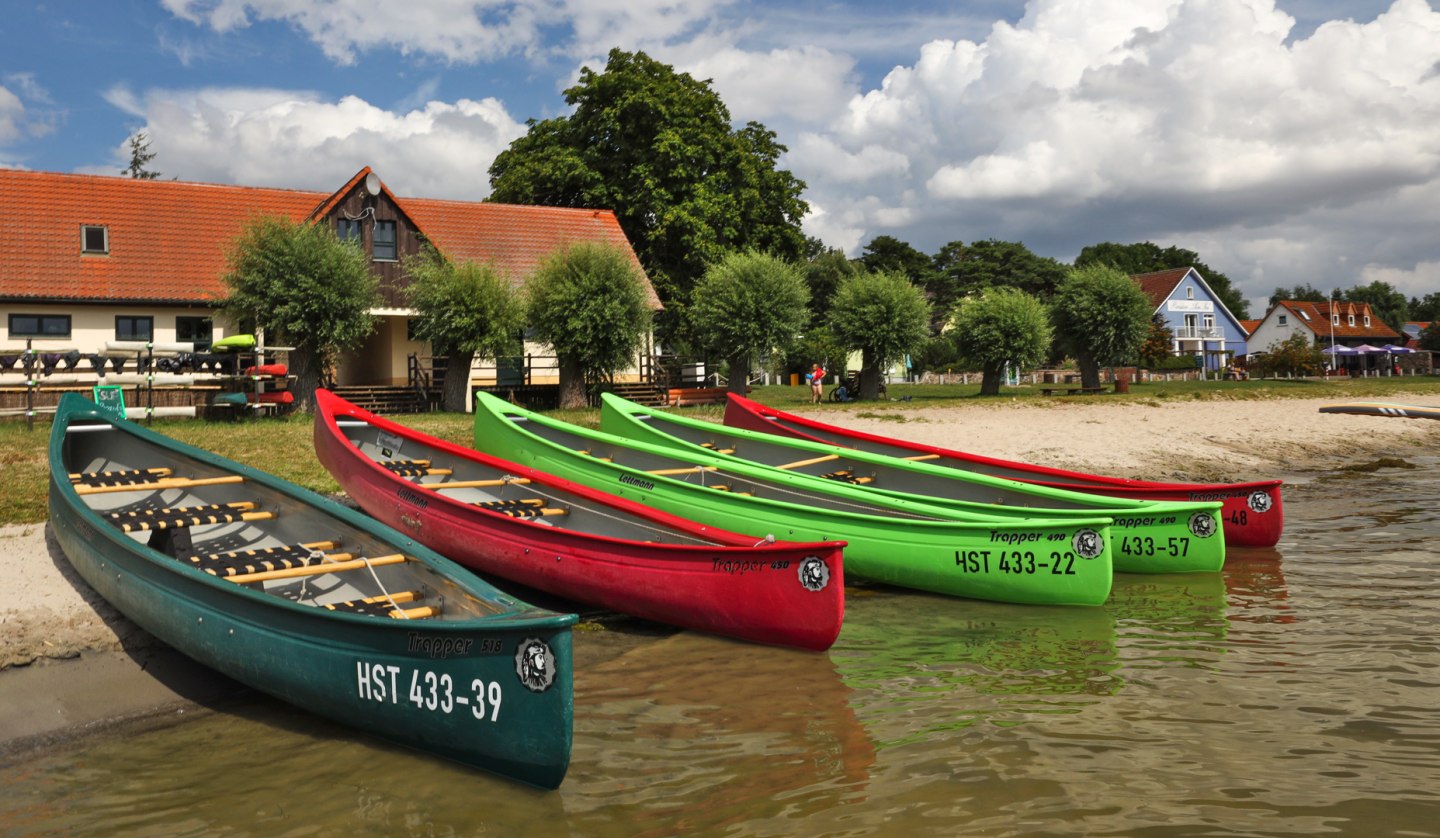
[4,456,1439,837]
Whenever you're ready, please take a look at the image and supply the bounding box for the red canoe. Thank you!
[313,389,845,651]
[723,393,1283,549]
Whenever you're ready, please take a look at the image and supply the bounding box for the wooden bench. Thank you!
[1038,386,1108,396]
[667,386,729,407]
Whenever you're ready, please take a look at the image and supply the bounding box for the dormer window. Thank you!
[1333,314,1340,325]
[82,225,109,254]
[1364,315,1371,327]
[1348,315,1355,326]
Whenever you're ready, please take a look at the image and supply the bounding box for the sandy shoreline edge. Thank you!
[4,395,1438,752]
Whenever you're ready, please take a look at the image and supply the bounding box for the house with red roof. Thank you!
[1130,267,1249,371]
[0,167,656,391]
[1247,299,1402,373]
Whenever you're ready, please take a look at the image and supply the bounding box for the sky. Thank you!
[3,0,1438,316]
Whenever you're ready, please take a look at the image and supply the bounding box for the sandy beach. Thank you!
[4,394,1438,751]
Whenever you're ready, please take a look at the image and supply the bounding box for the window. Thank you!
[1186,286,1195,300]
[1364,315,1371,327]
[82,225,109,254]
[115,315,153,341]
[337,218,363,244]
[1278,315,1288,326]
[1299,310,1310,321]
[373,220,397,261]
[1348,315,1355,327]
[176,316,213,351]
[9,313,71,338]
[1333,314,1340,325]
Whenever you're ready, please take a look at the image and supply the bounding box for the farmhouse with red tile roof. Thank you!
[0,167,655,388]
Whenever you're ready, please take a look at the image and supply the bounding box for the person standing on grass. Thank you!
[810,363,825,403]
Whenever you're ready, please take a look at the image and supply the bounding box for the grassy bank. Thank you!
[5,375,1439,526]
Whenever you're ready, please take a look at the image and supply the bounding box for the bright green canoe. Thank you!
[598,394,1225,574]
[49,393,575,787]
[474,392,1115,606]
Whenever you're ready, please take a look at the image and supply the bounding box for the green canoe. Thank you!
[49,393,575,788]
[598,394,1225,574]
[473,392,1115,606]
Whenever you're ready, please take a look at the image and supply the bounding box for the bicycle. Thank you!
[829,372,886,402]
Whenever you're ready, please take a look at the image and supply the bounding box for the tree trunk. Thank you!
[727,351,751,395]
[1077,353,1102,389]
[442,350,476,413]
[859,352,881,400]
[557,356,587,409]
[290,345,323,413]
[979,362,1004,395]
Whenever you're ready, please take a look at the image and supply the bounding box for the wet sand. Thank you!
[4,394,1438,753]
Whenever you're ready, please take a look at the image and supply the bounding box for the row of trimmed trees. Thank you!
[219,214,1159,411]
[219,217,651,412]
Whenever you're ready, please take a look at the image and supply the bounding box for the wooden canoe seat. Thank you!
[381,459,453,477]
[69,467,173,486]
[320,590,439,620]
[474,498,569,519]
[74,475,245,496]
[706,484,754,496]
[699,442,736,454]
[223,553,408,585]
[775,454,840,470]
[820,469,875,485]
[106,502,274,533]
[186,540,347,578]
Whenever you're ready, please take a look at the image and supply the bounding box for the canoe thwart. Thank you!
[774,453,840,470]
[820,469,875,485]
[223,553,408,585]
[421,476,534,490]
[73,475,246,496]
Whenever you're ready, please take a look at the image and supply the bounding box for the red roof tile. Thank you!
[1,168,653,307]
[1275,300,1400,340]
[1130,267,1194,309]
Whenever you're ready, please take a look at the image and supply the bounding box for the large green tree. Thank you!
[950,287,1054,396]
[860,235,951,331]
[1075,241,1248,319]
[688,251,810,395]
[488,48,808,342]
[1051,264,1152,389]
[1408,292,1440,322]
[527,242,652,409]
[933,239,1069,304]
[828,271,931,399]
[219,215,378,410]
[1268,283,1329,307]
[1342,280,1408,336]
[404,247,525,412]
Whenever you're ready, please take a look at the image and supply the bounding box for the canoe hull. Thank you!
[1318,402,1440,421]
[474,392,1115,607]
[49,395,574,788]
[314,391,845,651]
[605,395,1224,574]
[724,393,1283,550]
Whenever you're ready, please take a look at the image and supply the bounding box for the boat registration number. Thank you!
[356,662,502,721]
[955,550,1078,575]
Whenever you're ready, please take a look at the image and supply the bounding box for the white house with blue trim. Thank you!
[1131,267,1248,371]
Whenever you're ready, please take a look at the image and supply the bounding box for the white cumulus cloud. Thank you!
[98,85,527,199]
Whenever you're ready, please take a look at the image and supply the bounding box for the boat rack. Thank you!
[0,338,295,429]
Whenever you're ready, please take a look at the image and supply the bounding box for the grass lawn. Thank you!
[6,375,1439,526]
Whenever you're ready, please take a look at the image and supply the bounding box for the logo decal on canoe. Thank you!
[1072,528,1103,559]
[515,638,556,693]
[1247,490,1272,514]
[798,556,830,591]
[1189,511,1218,538]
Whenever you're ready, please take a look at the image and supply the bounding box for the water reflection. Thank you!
[562,631,872,837]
